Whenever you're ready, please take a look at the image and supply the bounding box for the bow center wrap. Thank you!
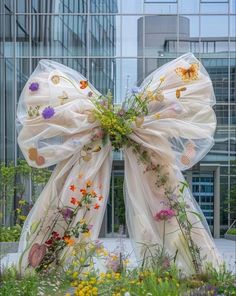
[17,53,222,274]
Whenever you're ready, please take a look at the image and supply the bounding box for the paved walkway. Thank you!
[1,238,235,273]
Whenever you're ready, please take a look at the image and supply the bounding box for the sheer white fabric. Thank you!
[17,53,222,274]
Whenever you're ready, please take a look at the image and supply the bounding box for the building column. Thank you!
[214,166,220,238]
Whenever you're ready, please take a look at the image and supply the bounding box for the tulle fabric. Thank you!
[17,53,222,274]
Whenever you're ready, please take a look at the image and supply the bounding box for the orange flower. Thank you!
[69,184,76,192]
[70,197,78,205]
[94,203,100,210]
[80,188,87,196]
[90,190,97,197]
[86,180,92,188]
[98,195,103,201]
[63,236,75,246]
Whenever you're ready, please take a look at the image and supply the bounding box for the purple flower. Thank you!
[61,208,73,220]
[117,109,126,117]
[88,91,93,97]
[131,87,140,94]
[154,209,176,222]
[42,106,55,119]
[29,82,39,92]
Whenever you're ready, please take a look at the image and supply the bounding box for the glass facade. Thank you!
[0,0,235,236]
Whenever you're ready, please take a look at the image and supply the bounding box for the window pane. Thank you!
[144,15,178,57]
[200,16,228,38]
[122,16,139,57]
[89,58,116,95]
[90,15,118,56]
[200,2,229,13]
[31,0,88,13]
[121,0,143,14]
[90,0,119,13]
[179,0,199,14]
[179,15,200,54]
[144,2,177,14]
[16,15,30,57]
[31,15,87,56]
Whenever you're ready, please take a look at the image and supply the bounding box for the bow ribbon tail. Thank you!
[18,144,112,272]
[123,146,223,273]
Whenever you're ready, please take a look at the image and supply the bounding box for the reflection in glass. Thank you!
[31,15,87,56]
[90,15,117,57]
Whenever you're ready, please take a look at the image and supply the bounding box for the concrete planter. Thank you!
[0,242,19,256]
[224,234,236,241]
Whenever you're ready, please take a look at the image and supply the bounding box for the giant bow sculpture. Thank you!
[17,53,222,274]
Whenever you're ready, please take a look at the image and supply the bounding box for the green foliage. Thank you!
[0,160,51,226]
[0,224,22,242]
[226,228,236,235]
[0,266,70,296]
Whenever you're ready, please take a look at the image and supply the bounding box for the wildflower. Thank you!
[29,82,39,91]
[80,188,87,196]
[69,184,76,192]
[155,113,161,119]
[90,190,97,197]
[94,203,100,210]
[131,86,140,94]
[63,236,75,246]
[72,271,79,278]
[70,197,79,205]
[98,195,103,201]
[61,208,73,220]
[42,106,55,119]
[154,209,175,222]
[86,180,92,187]
[83,231,91,238]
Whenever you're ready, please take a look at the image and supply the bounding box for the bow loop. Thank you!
[17,60,101,168]
[132,53,216,170]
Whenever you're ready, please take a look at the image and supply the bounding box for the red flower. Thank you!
[94,203,100,210]
[70,197,78,205]
[52,231,59,237]
[69,184,76,192]
[45,239,53,245]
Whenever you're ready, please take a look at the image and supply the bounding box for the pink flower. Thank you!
[154,209,175,222]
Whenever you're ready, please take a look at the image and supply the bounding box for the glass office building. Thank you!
[0,0,235,237]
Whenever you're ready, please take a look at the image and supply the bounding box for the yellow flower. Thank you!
[160,76,165,82]
[72,271,79,278]
[65,294,71,296]
[155,113,161,119]
[83,231,91,238]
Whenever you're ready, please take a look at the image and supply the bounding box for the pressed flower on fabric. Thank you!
[29,82,39,92]
[175,63,199,82]
[42,106,55,119]
[80,80,88,89]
